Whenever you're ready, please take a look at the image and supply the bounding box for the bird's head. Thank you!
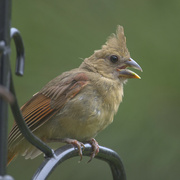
[80,25,142,82]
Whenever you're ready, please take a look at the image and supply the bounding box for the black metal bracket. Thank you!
[10,28,25,76]
[10,74,55,159]
[32,144,126,180]
[9,27,55,159]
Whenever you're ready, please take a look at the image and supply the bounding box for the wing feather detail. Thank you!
[8,94,56,146]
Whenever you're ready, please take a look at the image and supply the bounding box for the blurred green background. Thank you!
[7,0,180,179]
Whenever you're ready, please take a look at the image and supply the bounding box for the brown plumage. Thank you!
[8,25,142,165]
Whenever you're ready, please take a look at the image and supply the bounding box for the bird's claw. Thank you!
[87,138,99,163]
[48,137,99,162]
[63,138,85,161]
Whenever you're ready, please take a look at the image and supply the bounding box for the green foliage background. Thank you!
[8,0,180,179]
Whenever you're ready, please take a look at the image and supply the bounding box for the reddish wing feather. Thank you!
[8,94,56,146]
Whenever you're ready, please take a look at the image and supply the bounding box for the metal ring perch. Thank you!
[32,144,126,180]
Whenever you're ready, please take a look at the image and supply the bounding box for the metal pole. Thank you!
[0,0,12,176]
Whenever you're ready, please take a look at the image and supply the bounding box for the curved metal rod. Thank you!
[32,144,126,180]
[9,28,54,158]
[10,28,25,76]
[9,74,55,158]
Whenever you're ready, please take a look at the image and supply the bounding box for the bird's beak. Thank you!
[117,58,142,79]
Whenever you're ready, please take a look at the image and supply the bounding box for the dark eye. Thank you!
[110,55,119,63]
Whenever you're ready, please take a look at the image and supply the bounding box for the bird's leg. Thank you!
[48,138,85,161]
[48,138,99,162]
[86,138,99,163]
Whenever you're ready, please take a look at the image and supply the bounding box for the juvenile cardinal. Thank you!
[8,25,142,165]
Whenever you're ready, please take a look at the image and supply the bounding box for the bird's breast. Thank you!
[51,79,123,141]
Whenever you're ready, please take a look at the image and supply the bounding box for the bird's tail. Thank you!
[7,139,43,166]
[7,136,21,166]
[7,150,18,166]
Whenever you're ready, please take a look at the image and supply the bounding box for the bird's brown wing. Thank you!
[8,72,89,146]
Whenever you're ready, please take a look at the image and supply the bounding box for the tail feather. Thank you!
[7,138,43,166]
[23,147,42,160]
[7,151,17,166]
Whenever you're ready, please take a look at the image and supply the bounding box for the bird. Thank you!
[7,25,142,165]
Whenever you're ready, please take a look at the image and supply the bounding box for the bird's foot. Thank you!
[86,138,99,163]
[49,137,99,162]
[62,138,85,161]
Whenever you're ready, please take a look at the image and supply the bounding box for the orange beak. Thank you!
[118,58,142,79]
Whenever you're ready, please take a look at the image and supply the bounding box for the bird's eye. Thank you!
[110,55,119,63]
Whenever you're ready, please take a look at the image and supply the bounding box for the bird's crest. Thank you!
[94,25,130,58]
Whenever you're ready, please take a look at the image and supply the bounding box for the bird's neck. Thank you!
[79,57,98,73]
